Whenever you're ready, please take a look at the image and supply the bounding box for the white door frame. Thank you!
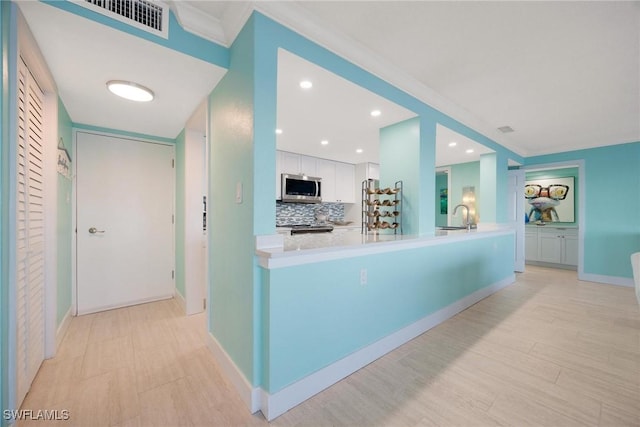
[71,129,177,315]
[522,160,585,279]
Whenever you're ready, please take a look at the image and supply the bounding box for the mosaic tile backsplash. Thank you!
[276,202,345,226]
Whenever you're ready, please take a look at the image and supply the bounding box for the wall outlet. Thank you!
[235,181,243,204]
[360,268,367,285]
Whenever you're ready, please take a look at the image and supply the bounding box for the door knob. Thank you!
[88,227,105,234]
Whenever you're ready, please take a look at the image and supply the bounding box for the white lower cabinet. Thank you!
[525,226,578,267]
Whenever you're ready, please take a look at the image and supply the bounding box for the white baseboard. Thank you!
[580,273,634,287]
[55,308,72,353]
[174,289,186,314]
[260,274,516,421]
[205,332,261,414]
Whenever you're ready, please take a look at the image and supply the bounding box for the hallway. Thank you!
[18,266,640,426]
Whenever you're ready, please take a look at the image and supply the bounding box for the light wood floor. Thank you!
[20,266,640,426]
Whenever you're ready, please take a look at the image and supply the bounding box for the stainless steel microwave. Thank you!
[281,173,322,203]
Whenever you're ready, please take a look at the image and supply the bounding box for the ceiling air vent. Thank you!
[498,126,515,133]
[78,0,168,38]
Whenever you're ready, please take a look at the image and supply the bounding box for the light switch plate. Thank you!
[236,181,243,204]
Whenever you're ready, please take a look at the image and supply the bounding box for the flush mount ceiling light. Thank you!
[320,140,329,145]
[448,142,457,147]
[370,109,381,117]
[107,80,154,102]
[299,80,313,89]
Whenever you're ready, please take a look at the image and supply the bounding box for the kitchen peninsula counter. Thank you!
[259,224,514,268]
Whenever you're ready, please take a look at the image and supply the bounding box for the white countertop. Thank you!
[259,224,514,268]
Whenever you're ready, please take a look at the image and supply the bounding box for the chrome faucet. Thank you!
[453,204,472,230]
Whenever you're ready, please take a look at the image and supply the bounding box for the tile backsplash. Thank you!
[276,202,345,226]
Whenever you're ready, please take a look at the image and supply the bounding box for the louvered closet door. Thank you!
[16,57,45,407]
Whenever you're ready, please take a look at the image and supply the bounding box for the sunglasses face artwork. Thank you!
[525,183,572,223]
[524,184,569,201]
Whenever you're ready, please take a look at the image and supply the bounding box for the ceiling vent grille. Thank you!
[78,0,168,38]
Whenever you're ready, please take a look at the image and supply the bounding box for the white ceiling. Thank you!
[16,1,639,162]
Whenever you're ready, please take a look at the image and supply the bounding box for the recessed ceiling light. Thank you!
[106,80,154,102]
[275,129,283,135]
[299,80,313,89]
[370,109,381,117]
[466,149,474,154]
[321,140,329,145]
[356,148,363,154]
[448,142,457,147]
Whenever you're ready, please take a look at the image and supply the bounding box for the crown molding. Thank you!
[169,1,227,46]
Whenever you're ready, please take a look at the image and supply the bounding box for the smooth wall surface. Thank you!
[526,142,640,279]
[56,98,73,325]
[208,15,258,385]
[261,233,515,393]
[450,161,480,225]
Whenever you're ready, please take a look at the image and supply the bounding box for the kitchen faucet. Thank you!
[453,204,472,231]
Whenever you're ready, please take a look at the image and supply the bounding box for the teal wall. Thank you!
[380,117,423,235]
[450,161,480,225]
[261,234,515,393]
[435,172,448,227]
[174,129,186,299]
[208,15,259,384]
[56,99,72,325]
[525,167,579,226]
[1,0,10,421]
[526,142,640,279]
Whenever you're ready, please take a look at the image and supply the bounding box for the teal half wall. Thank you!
[56,99,73,325]
[260,234,515,393]
[526,142,640,279]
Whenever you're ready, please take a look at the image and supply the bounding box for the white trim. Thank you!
[169,1,226,45]
[205,333,261,414]
[174,289,186,314]
[77,295,173,316]
[259,274,515,421]
[580,274,634,288]
[55,308,72,351]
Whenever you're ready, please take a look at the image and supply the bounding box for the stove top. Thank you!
[286,224,334,234]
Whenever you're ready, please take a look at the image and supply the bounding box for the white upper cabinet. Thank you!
[276,150,355,203]
[335,162,355,203]
[316,159,336,202]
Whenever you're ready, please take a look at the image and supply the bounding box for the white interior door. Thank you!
[508,169,526,272]
[76,132,175,315]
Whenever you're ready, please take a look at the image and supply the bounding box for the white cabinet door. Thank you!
[335,162,355,203]
[525,231,539,261]
[317,159,336,202]
[282,152,301,175]
[368,163,380,180]
[300,155,317,177]
[563,235,579,266]
[538,232,563,263]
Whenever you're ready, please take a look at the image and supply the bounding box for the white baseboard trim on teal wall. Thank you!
[205,332,261,414]
[174,290,186,314]
[259,274,516,421]
[56,308,72,353]
[580,273,634,287]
